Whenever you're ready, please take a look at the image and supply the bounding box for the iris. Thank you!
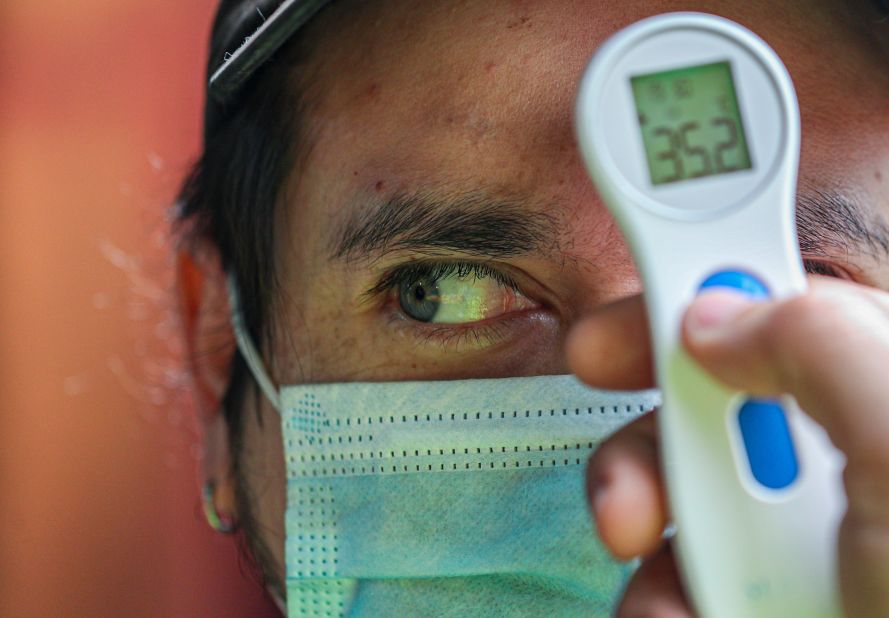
[399,276,441,322]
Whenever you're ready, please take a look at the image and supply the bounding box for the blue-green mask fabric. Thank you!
[280,375,661,617]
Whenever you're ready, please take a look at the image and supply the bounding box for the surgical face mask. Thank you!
[229,283,661,617]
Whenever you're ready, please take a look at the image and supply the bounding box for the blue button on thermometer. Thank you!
[575,13,846,618]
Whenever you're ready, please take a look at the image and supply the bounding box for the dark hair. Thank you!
[175,0,315,594]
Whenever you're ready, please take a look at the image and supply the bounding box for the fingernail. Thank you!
[686,290,754,343]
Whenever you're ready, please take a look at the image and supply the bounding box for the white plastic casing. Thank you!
[575,13,846,618]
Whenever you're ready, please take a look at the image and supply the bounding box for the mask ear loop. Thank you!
[226,274,282,413]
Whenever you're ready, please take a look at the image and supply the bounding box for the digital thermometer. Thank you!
[575,13,846,618]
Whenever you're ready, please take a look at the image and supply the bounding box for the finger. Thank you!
[567,293,655,391]
[587,412,668,560]
[616,542,694,618]
[681,276,889,615]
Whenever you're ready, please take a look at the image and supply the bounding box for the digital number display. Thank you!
[631,61,752,185]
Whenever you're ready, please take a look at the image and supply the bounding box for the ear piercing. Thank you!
[202,482,236,534]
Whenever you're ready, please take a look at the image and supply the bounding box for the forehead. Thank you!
[279,0,888,273]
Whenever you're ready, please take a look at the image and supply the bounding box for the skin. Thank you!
[183,0,889,613]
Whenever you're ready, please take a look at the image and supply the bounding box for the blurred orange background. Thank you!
[0,1,279,615]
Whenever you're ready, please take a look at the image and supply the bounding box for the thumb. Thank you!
[680,278,889,464]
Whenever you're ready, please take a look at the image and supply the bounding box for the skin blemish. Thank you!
[876,170,883,183]
[484,61,497,74]
[366,83,380,97]
[375,180,385,192]
[507,16,531,30]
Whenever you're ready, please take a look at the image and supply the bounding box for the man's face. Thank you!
[238,0,889,585]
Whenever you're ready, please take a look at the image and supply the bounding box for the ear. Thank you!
[176,244,238,521]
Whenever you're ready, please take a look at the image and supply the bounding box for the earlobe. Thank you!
[201,412,238,532]
[176,244,239,526]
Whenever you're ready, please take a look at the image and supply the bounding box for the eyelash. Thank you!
[802,260,845,278]
[366,260,522,299]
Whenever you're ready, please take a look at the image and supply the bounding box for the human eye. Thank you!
[365,261,541,345]
[374,261,538,325]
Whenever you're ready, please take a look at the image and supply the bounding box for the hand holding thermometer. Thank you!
[575,13,847,618]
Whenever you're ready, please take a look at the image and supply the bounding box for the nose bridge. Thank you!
[552,166,644,315]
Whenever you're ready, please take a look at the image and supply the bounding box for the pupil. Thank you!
[414,285,426,301]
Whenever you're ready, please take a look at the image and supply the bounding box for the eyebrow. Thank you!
[329,191,560,262]
[797,188,889,260]
[329,186,889,265]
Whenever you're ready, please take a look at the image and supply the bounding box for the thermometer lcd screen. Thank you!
[631,61,752,186]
